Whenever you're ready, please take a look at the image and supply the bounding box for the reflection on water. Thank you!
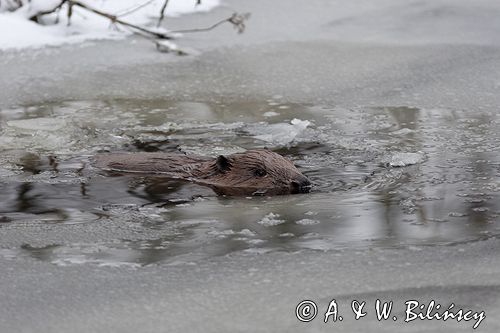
[0,100,499,266]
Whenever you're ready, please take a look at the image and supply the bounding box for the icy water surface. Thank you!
[0,99,499,266]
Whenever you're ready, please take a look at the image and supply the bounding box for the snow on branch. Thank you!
[0,0,250,53]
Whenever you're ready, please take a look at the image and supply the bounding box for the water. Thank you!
[1,99,499,267]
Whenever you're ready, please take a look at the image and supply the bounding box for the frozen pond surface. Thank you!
[1,0,500,332]
[1,100,499,267]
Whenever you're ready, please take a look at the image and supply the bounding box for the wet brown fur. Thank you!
[94,149,311,196]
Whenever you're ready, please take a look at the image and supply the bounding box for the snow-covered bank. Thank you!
[0,0,219,50]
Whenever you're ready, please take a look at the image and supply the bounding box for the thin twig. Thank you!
[171,19,227,34]
[116,0,156,18]
[157,0,169,27]
[157,0,202,28]
[171,12,250,34]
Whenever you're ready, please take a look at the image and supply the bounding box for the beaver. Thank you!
[95,149,311,196]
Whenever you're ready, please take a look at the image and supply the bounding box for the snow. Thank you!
[0,0,220,50]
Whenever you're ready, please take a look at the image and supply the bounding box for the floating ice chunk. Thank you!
[295,219,320,225]
[391,128,415,136]
[388,152,425,167]
[239,229,257,237]
[291,118,310,127]
[257,213,285,226]
[263,111,280,117]
[253,118,311,145]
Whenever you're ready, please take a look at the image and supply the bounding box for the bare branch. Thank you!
[19,0,248,55]
[171,12,250,34]
[69,0,173,39]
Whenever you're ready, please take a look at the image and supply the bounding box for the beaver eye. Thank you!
[254,169,267,177]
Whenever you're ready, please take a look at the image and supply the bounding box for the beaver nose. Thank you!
[291,176,312,194]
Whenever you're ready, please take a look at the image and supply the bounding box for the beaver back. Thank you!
[95,150,311,196]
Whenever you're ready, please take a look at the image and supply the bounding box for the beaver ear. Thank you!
[216,155,231,172]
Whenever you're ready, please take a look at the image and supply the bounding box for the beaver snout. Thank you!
[290,176,312,194]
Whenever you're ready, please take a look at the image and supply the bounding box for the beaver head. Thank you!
[196,149,312,196]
